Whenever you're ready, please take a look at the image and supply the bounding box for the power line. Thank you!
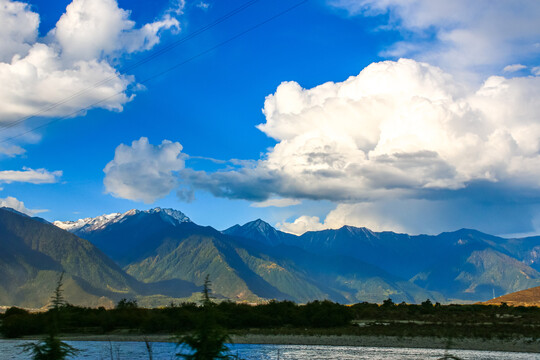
[0,0,308,145]
[0,0,261,132]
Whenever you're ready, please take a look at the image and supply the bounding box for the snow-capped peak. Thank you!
[147,207,191,225]
[54,207,191,234]
[54,212,122,233]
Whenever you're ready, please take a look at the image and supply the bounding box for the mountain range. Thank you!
[1,206,540,308]
[225,221,540,302]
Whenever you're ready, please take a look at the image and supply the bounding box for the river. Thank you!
[0,340,538,359]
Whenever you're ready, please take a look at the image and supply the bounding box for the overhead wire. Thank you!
[0,0,308,145]
[0,0,261,132]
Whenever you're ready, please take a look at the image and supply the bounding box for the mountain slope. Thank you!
[0,208,140,307]
[0,208,199,308]
[53,209,540,304]
[496,236,540,272]
[61,211,438,303]
[60,211,319,302]
[412,247,540,301]
[233,238,443,304]
[125,230,442,304]
[231,220,449,278]
[410,230,540,301]
[125,229,293,302]
[230,220,540,302]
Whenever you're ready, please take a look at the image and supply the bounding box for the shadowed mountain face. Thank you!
[0,208,138,308]
[223,219,296,247]
[55,210,440,304]
[3,208,532,306]
[0,208,199,308]
[122,224,440,304]
[226,221,540,302]
[55,208,192,267]
[496,235,540,272]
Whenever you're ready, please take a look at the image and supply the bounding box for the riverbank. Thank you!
[12,333,539,353]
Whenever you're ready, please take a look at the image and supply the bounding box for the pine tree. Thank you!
[21,334,79,360]
[21,272,79,360]
[176,275,234,360]
[51,272,66,312]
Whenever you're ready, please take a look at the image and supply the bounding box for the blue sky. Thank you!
[1,0,540,236]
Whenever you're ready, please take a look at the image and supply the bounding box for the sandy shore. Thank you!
[13,333,538,353]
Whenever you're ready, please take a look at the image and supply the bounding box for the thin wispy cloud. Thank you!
[251,198,301,208]
[0,168,62,184]
[329,0,540,77]
[503,64,527,73]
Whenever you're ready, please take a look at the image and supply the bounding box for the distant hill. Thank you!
[483,286,540,306]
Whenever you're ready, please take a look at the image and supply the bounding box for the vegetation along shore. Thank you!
[2,298,539,353]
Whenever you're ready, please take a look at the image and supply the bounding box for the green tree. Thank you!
[50,272,66,311]
[116,298,139,310]
[21,272,79,360]
[21,334,79,360]
[176,275,233,360]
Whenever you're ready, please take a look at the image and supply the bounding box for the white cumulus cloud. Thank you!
[54,0,179,61]
[175,58,540,234]
[0,196,47,215]
[0,0,182,150]
[276,215,327,235]
[184,59,540,203]
[104,137,186,203]
[0,0,39,62]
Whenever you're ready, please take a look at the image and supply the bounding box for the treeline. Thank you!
[1,299,539,340]
[0,299,350,338]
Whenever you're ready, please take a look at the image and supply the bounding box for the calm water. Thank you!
[0,340,538,360]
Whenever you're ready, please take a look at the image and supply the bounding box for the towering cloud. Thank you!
[184,59,540,201]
